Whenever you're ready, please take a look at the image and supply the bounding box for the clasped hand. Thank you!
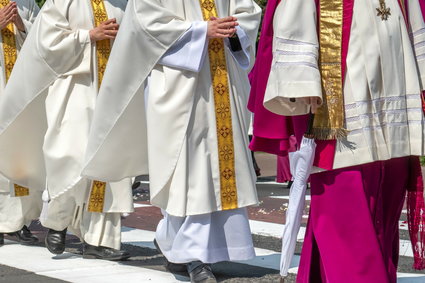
[0,2,25,32]
[89,18,119,42]
[207,16,238,39]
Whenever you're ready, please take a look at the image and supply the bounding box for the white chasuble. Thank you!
[0,0,41,233]
[0,0,133,213]
[264,0,425,170]
[0,0,39,196]
[83,0,261,217]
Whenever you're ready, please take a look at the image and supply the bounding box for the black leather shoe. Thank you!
[45,228,67,255]
[0,233,4,246]
[7,225,39,245]
[153,239,187,272]
[83,244,130,261]
[189,264,217,283]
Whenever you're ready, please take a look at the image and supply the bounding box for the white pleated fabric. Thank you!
[155,208,255,264]
[41,179,122,250]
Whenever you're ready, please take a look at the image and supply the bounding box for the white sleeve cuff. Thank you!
[158,21,208,73]
[225,26,251,70]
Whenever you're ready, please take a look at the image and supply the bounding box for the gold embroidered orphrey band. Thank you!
[312,0,348,140]
[0,0,29,196]
[87,0,111,213]
[14,184,29,197]
[199,0,238,210]
[0,0,17,82]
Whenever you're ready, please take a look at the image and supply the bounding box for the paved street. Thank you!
[1,153,425,282]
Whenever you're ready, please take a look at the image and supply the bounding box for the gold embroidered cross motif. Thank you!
[201,0,214,11]
[0,0,17,82]
[376,0,391,21]
[88,180,106,213]
[14,184,29,197]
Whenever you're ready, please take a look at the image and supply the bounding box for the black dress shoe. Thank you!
[83,243,130,261]
[7,225,39,245]
[188,264,217,283]
[0,233,4,246]
[153,239,187,272]
[45,228,67,255]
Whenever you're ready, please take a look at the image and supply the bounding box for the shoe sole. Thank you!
[45,237,65,255]
[192,278,217,283]
[82,254,131,261]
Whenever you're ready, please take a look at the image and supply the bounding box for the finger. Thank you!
[4,6,15,18]
[217,21,238,29]
[104,30,118,36]
[5,2,15,9]
[211,33,230,39]
[6,12,15,23]
[102,18,116,25]
[104,23,119,30]
[217,28,236,35]
[2,5,13,15]
[216,16,236,23]
[209,16,218,21]
[4,3,14,13]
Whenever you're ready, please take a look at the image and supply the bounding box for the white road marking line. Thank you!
[270,195,311,201]
[248,220,306,241]
[0,240,187,283]
[138,180,289,186]
[133,203,152,208]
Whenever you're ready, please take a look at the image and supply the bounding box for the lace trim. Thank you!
[345,95,420,109]
[274,61,318,69]
[414,41,425,49]
[417,54,425,61]
[345,108,423,123]
[275,50,318,58]
[348,120,424,135]
[412,28,425,38]
[275,37,318,47]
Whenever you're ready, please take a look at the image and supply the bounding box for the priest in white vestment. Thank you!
[81,0,261,281]
[0,0,133,260]
[0,0,40,247]
[259,0,425,281]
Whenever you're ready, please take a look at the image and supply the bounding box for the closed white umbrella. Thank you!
[280,114,316,277]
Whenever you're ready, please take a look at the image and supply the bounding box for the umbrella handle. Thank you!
[305,112,315,137]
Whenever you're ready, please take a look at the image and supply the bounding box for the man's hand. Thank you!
[300,97,322,114]
[13,12,25,32]
[89,18,119,42]
[0,2,17,30]
[207,16,238,39]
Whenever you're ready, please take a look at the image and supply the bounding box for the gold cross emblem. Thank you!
[376,0,391,21]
